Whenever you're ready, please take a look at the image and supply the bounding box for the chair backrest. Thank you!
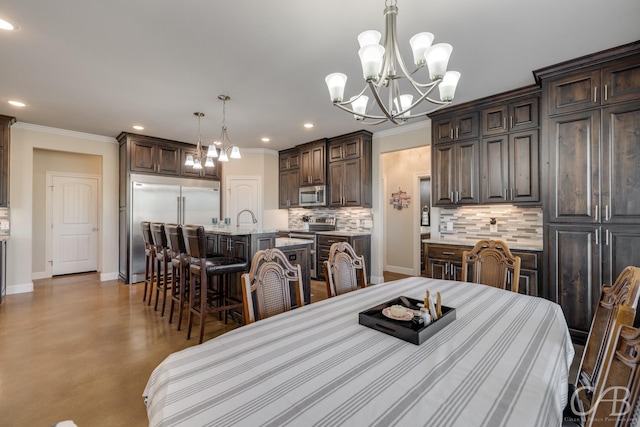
[241,248,304,324]
[150,222,167,250]
[584,306,639,427]
[181,225,207,259]
[324,241,367,298]
[461,239,521,293]
[577,266,640,404]
[141,221,153,248]
[164,223,186,256]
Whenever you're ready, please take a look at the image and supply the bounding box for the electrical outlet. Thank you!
[446,221,453,231]
[355,219,360,228]
[363,220,373,229]
[490,224,498,233]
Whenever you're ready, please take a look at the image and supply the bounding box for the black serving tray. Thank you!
[358,296,456,345]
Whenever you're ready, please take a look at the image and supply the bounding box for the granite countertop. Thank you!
[204,226,278,236]
[275,237,314,247]
[423,237,543,252]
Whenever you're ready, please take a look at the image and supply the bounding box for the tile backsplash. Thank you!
[288,207,373,231]
[438,205,542,243]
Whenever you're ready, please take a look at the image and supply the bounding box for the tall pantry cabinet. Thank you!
[534,41,640,343]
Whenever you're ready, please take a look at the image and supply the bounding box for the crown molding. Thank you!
[11,122,118,144]
[372,119,431,139]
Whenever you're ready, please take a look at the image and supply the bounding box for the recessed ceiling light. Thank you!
[261,137,270,142]
[0,19,16,31]
[133,125,144,130]
[304,123,314,129]
[8,100,26,107]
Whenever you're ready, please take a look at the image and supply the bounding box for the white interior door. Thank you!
[225,176,261,228]
[51,175,99,275]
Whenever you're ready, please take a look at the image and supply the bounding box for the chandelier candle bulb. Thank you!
[394,94,413,117]
[351,95,369,120]
[357,30,382,48]
[358,44,385,81]
[439,71,461,101]
[325,73,347,102]
[409,32,434,66]
[426,43,453,80]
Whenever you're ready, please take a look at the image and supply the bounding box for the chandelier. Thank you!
[184,112,215,170]
[325,0,461,125]
[209,95,241,162]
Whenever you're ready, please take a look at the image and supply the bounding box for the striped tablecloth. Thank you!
[144,277,574,427]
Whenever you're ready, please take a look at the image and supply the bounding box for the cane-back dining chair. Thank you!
[242,248,304,324]
[461,239,521,293]
[323,241,367,298]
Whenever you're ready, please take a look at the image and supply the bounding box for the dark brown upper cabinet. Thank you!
[327,130,372,208]
[0,115,15,207]
[299,139,327,186]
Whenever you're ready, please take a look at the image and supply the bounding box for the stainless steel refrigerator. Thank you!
[127,173,220,284]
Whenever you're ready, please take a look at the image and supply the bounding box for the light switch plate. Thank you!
[490,224,498,233]
[363,220,373,229]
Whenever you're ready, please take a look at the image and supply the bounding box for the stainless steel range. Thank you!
[289,216,336,279]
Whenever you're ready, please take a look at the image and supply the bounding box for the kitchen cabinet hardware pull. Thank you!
[605,205,609,221]
[595,228,599,245]
[450,192,454,202]
[605,229,609,246]
[503,117,507,129]
[594,204,599,222]
[456,127,460,139]
[604,84,608,101]
[442,251,455,255]
[594,87,598,103]
[450,129,454,139]
[456,191,460,203]
[510,116,514,129]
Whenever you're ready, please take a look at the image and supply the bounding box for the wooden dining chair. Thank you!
[323,242,367,298]
[575,266,640,410]
[242,248,304,324]
[584,307,640,427]
[164,223,189,330]
[461,239,521,293]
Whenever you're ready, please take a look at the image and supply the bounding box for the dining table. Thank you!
[143,276,575,427]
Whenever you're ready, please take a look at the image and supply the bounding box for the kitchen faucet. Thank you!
[237,209,258,227]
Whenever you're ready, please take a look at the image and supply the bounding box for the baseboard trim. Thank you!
[32,271,49,280]
[384,265,417,276]
[100,272,119,282]
[7,282,34,294]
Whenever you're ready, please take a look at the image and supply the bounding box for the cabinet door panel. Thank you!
[602,102,640,223]
[602,57,640,106]
[432,143,455,205]
[343,159,361,206]
[457,112,480,140]
[602,225,640,288]
[548,111,600,222]
[455,140,480,204]
[328,162,344,206]
[432,118,455,144]
[548,69,600,115]
[548,225,601,336]
[482,105,508,136]
[156,145,180,175]
[510,129,539,203]
[481,136,509,203]
[510,97,539,131]
[429,259,448,280]
[130,141,156,173]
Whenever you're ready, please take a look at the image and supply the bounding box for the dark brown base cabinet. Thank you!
[535,41,640,344]
[317,234,371,284]
[425,243,541,297]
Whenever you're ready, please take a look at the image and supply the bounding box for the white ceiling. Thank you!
[0,0,638,151]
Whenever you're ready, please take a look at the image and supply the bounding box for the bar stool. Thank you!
[165,223,189,330]
[150,222,172,316]
[141,221,155,304]
[182,225,248,344]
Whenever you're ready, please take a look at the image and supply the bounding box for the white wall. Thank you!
[219,148,287,229]
[8,124,119,294]
[371,120,432,283]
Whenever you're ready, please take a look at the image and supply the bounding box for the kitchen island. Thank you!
[203,227,314,308]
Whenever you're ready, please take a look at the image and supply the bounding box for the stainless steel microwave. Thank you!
[299,185,326,207]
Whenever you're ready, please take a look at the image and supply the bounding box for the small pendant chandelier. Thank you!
[325,0,461,125]
[209,95,241,162]
[184,112,216,170]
